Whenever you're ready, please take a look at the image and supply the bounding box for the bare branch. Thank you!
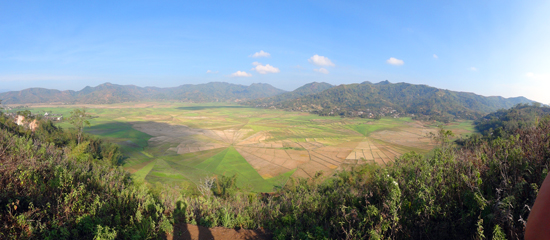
[198,177,215,197]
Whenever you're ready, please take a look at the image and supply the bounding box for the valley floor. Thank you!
[20,102,474,193]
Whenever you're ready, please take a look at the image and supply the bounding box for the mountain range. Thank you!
[245,80,534,121]
[0,82,286,104]
[0,81,534,120]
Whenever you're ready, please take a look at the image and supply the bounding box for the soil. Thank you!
[164,223,272,240]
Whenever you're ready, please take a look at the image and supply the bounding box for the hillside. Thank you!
[0,82,287,104]
[245,82,333,106]
[0,88,77,104]
[150,82,286,102]
[474,103,550,136]
[248,80,534,121]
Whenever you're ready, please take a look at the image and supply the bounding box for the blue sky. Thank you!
[1,1,549,103]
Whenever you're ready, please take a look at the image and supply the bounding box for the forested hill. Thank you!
[247,80,534,121]
[474,103,550,137]
[0,82,287,104]
[244,82,333,106]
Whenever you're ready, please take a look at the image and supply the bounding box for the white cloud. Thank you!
[206,70,219,74]
[314,68,329,74]
[526,72,535,77]
[250,50,271,58]
[433,54,438,59]
[230,71,252,77]
[251,62,280,74]
[308,55,335,67]
[470,67,478,71]
[386,57,404,66]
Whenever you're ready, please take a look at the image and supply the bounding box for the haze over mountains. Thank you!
[0,81,534,120]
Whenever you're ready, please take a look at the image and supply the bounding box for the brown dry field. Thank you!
[129,119,442,180]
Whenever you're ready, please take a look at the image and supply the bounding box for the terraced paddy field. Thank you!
[20,102,474,193]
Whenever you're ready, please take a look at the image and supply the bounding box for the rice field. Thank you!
[21,102,474,193]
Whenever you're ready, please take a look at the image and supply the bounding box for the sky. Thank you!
[1,1,550,103]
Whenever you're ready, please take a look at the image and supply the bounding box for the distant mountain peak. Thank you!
[304,82,332,86]
[376,80,391,85]
[244,81,334,106]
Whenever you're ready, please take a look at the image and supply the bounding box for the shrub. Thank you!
[0,127,171,239]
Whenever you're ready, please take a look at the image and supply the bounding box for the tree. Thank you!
[69,108,92,144]
[17,110,32,120]
[16,110,35,132]
[428,127,454,148]
[198,177,215,197]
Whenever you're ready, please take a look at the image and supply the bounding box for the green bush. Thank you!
[0,125,171,239]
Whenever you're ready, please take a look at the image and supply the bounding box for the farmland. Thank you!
[18,102,474,193]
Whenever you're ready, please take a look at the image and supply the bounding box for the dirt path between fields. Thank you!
[164,223,272,240]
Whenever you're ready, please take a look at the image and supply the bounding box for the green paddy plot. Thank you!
[444,120,476,137]
[183,147,273,192]
[347,117,414,136]
[212,147,273,192]
[194,148,230,172]
[23,102,475,193]
[266,168,297,189]
[133,160,156,181]
[86,122,152,149]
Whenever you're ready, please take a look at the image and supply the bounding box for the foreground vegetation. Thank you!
[1,104,548,239]
[0,113,172,239]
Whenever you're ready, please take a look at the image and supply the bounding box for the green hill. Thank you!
[0,82,287,104]
[248,80,534,121]
[150,82,286,102]
[0,88,77,104]
[246,82,333,107]
[474,103,550,136]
